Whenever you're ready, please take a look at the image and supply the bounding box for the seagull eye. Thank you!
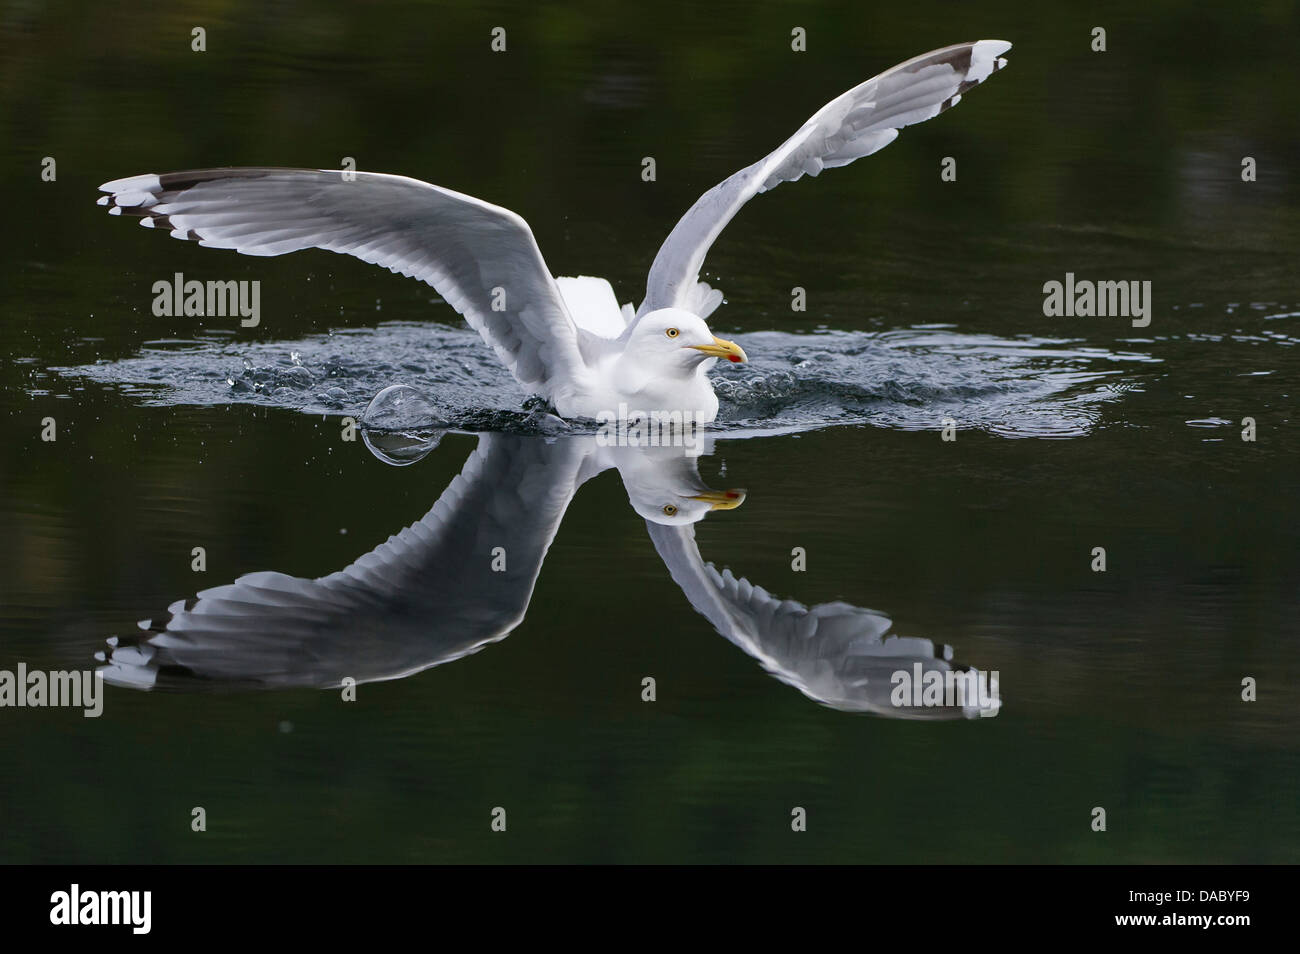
[665,327,679,338]
[662,504,678,516]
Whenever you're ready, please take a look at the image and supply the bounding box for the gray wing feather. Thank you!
[100,435,589,690]
[646,522,997,718]
[98,168,592,404]
[639,40,1011,319]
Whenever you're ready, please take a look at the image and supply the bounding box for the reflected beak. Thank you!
[688,335,748,364]
[688,488,747,511]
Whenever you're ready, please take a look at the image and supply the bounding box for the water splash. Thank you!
[48,320,1161,438]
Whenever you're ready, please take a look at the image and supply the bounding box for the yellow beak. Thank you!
[689,335,748,364]
[688,489,747,511]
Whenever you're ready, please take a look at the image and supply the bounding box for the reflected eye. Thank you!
[665,327,679,338]
[662,504,678,516]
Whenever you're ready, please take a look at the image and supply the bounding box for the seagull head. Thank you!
[631,308,748,369]
[641,487,747,526]
[611,444,747,525]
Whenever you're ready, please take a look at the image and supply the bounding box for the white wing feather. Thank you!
[555,275,630,337]
[646,521,998,717]
[98,168,594,406]
[639,40,1011,319]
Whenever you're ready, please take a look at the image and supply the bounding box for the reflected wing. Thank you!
[98,168,592,404]
[639,41,1011,318]
[646,522,997,718]
[101,435,590,690]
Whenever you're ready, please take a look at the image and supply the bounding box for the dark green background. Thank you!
[1,0,1297,862]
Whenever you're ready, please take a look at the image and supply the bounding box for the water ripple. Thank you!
[47,321,1160,438]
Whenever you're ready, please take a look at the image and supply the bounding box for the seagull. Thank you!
[97,40,1010,424]
[97,434,997,718]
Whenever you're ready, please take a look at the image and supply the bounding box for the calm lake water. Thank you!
[1,0,1297,863]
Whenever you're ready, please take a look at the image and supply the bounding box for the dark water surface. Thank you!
[2,0,1298,862]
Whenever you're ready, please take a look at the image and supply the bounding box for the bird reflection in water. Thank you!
[98,428,1000,720]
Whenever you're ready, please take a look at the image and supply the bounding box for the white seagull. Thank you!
[98,40,1010,423]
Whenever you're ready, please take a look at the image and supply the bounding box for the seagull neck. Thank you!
[614,350,706,394]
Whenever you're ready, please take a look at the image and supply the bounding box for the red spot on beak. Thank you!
[727,354,741,363]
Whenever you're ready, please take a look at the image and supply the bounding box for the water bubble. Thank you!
[362,428,443,466]
[362,384,442,430]
[360,384,446,466]
[282,365,313,388]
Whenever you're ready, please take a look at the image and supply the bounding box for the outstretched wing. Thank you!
[639,40,1011,319]
[646,522,998,718]
[99,435,591,690]
[98,168,593,405]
